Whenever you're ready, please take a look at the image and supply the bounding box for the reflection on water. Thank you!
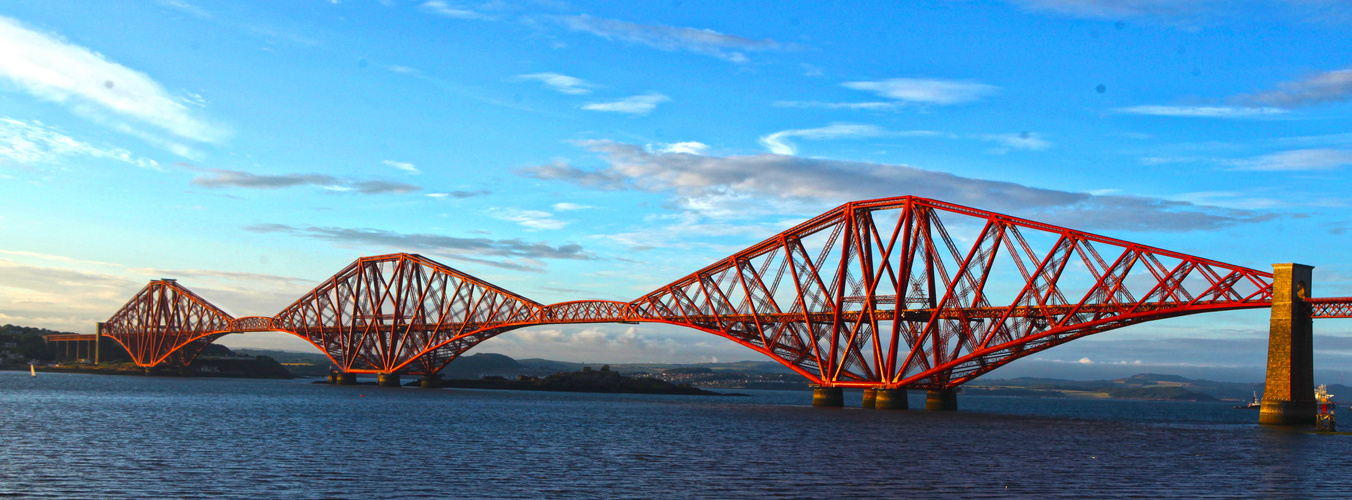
[2,371,1349,498]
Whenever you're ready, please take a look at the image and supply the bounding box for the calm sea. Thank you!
[2,371,1349,498]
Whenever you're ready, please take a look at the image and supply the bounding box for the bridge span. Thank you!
[97,196,1352,423]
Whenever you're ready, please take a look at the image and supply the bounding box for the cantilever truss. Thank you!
[103,280,235,367]
[273,254,541,374]
[105,196,1352,388]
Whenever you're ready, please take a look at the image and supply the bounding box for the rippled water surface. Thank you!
[2,371,1350,498]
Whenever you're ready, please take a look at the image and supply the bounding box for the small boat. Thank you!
[1235,391,1261,409]
[30,363,36,377]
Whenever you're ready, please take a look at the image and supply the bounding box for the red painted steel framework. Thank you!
[101,196,1352,389]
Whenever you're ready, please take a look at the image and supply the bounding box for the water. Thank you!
[2,371,1350,498]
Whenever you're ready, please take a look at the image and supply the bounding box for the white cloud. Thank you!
[1078,357,1095,364]
[842,78,1000,105]
[487,207,568,230]
[159,0,211,18]
[418,1,489,19]
[1238,67,1352,108]
[557,14,787,63]
[1229,149,1352,171]
[0,16,227,146]
[382,159,419,173]
[653,141,709,154]
[520,139,1278,232]
[0,117,158,169]
[773,101,899,111]
[980,132,1052,153]
[581,93,669,115]
[551,202,594,211]
[1117,105,1288,118]
[758,123,938,155]
[515,72,594,95]
[1007,0,1211,19]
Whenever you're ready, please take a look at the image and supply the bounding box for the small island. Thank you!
[437,365,740,396]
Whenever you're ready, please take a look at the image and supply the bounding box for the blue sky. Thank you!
[2,0,1352,380]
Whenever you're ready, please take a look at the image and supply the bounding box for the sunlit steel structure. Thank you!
[101,196,1352,390]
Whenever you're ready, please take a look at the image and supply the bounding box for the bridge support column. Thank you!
[862,389,877,408]
[378,373,402,387]
[420,374,442,388]
[1260,263,1316,426]
[876,389,908,410]
[812,387,844,407]
[926,389,958,411]
[334,372,356,385]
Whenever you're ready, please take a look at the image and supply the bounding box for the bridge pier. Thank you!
[378,373,402,387]
[926,389,958,411]
[1260,263,1316,426]
[862,389,877,408]
[420,374,443,388]
[333,372,356,385]
[876,389,908,409]
[812,387,844,407]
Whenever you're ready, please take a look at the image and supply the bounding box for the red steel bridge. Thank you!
[100,196,1352,407]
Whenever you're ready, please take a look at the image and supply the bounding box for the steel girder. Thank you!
[101,196,1352,387]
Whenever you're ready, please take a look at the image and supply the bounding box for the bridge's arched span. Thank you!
[104,195,1320,389]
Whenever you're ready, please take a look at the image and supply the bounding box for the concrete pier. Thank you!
[875,389,908,410]
[334,372,356,385]
[378,373,402,387]
[862,388,877,408]
[419,375,442,388]
[926,389,957,411]
[1260,263,1316,426]
[813,387,844,407]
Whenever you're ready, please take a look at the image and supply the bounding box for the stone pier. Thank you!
[378,373,402,387]
[812,387,844,407]
[926,389,957,411]
[1260,263,1316,426]
[420,374,443,388]
[875,389,908,410]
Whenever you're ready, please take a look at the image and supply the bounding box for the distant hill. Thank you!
[971,373,1352,403]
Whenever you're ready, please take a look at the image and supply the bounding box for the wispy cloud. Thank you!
[1236,67,1352,108]
[419,1,490,20]
[773,101,899,111]
[581,93,669,114]
[557,14,787,63]
[0,117,158,169]
[244,223,595,271]
[842,78,1000,105]
[383,159,419,174]
[758,123,939,155]
[0,16,227,148]
[980,132,1052,153]
[551,202,595,211]
[515,72,594,95]
[1005,0,1352,25]
[651,141,709,155]
[427,189,490,198]
[190,168,421,194]
[1228,149,1352,171]
[520,139,1278,232]
[1117,105,1288,118]
[159,0,211,19]
[488,208,568,230]
[1005,0,1214,20]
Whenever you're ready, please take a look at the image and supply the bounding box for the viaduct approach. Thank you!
[96,196,1352,424]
